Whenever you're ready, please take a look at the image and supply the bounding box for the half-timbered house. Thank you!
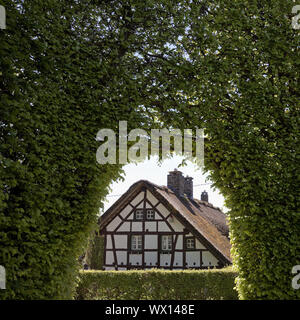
[99,169,231,270]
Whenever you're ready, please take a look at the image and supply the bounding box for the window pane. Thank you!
[146,209,154,219]
[135,210,143,219]
[131,236,137,249]
[162,235,172,250]
[186,238,195,249]
[132,235,142,250]
[168,237,172,249]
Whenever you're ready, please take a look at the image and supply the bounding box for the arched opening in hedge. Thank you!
[1,0,298,300]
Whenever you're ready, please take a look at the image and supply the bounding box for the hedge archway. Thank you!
[1,0,299,299]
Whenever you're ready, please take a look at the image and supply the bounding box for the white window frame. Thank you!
[131,235,142,251]
[135,209,144,220]
[146,209,155,220]
[161,235,172,251]
[186,237,195,249]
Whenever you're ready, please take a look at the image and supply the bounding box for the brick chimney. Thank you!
[184,175,193,199]
[201,190,208,202]
[167,169,185,197]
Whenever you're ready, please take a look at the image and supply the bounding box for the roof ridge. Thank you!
[151,183,223,212]
[192,198,223,212]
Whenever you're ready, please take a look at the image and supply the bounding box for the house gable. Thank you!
[99,180,231,270]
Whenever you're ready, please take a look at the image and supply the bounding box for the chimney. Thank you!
[167,169,185,197]
[201,190,208,202]
[184,175,193,199]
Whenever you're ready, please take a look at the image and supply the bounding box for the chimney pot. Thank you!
[201,190,208,202]
[184,175,193,199]
[167,168,185,197]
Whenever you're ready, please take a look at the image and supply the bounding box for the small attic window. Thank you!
[146,209,155,220]
[134,209,144,220]
[185,237,195,250]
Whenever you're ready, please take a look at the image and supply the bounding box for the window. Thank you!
[186,237,195,249]
[146,209,155,220]
[135,209,144,220]
[131,235,142,251]
[161,235,172,251]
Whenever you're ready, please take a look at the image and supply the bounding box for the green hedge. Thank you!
[84,234,105,270]
[75,268,238,300]
[0,1,192,299]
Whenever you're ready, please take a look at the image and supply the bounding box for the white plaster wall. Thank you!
[170,217,184,232]
[175,235,183,250]
[145,221,156,232]
[106,251,114,265]
[174,252,183,267]
[186,251,200,268]
[116,251,127,265]
[114,235,127,249]
[146,190,159,206]
[136,202,144,209]
[154,213,161,220]
[156,203,169,218]
[119,205,132,219]
[129,254,142,266]
[160,254,171,267]
[106,216,122,232]
[145,201,152,208]
[195,239,206,250]
[202,251,218,267]
[132,222,143,232]
[104,267,115,270]
[127,213,134,220]
[144,235,158,249]
[158,221,171,232]
[117,221,131,232]
[144,252,157,266]
[106,235,112,249]
[130,191,144,207]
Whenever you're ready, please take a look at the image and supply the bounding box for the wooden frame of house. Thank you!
[99,169,232,270]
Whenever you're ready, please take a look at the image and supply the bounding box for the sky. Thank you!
[101,155,227,214]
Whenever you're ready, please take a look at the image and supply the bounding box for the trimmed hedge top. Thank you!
[75,268,238,300]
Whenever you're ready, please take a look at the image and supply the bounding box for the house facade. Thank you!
[99,169,231,270]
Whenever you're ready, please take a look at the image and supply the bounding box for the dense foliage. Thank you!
[0,0,203,299]
[1,0,298,299]
[75,268,238,300]
[84,233,104,270]
[153,0,300,299]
